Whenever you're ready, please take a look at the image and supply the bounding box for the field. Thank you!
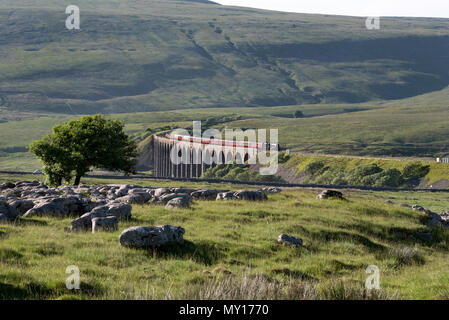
[1,175,449,300]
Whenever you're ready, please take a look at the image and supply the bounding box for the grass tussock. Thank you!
[183,273,318,300]
[389,246,426,267]
[177,273,397,300]
[319,280,398,300]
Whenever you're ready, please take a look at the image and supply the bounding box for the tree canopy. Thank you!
[30,115,138,186]
[293,110,304,118]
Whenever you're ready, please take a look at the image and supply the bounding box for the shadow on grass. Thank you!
[270,268,317,281]
[0,248,24,265]
[0,282,29,299]
[0,279,106,299]
[14,218,47,226]
[143,240,226,266]
[308,230,386,253]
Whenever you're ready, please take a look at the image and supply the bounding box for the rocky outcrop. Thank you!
[119,225,185,248]
[23,196,90,218]
[278,234,303,247]
[317,190,344,200]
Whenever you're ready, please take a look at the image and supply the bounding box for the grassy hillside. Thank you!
[0,0,449,113]
[228,102,449,157]
[0,104,383,171]
[1,176,448,299]
[277,154,449,188]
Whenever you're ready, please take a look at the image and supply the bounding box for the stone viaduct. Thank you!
[153,133,263,178]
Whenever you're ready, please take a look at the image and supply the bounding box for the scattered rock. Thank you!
[89,202,132,220]
[317,190,344,200]
[385,200,394,205]
[153,188,172,197]
[260,187,282,194]
[233,190,267,201]
[119,225,185,248]
[8,200,34,216]
[23,196,88,218]
[278,234,303,247]
[165,197,191,209]
[117,192,151,205]
[0,201,18,221]
[92,216,119,233]
[216,191,236,201]
[399,203,411,208]
[423,209,449,228]
[154,193,191,205]
[191,189,226,200]
[216,190,267,201]
[416,232,433,242]
[70,202,132,232]
[0,182,15,190]
[412,205,426,212]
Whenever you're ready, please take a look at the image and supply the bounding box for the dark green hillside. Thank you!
[0,0,449,114]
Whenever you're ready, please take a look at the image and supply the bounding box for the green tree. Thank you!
[402,162,430,181]
[30,115,138,186]
[293,110,304,118]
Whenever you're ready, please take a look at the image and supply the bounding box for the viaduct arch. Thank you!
[153,133,262,178]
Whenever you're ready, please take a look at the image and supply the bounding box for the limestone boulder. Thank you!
[0,182,15,190]
[216,192,236,201]
[317,190,344,200]
[92,216,119,233]
[278,234,303,247]
[117,192,151,205]
[23,196,87,218]
[191,189,227,200]
[165,197,191,209]
[0,201,18,222]
[261,187,282,194]
[155,193,191,205]
[233,190,267,201]
[119,225,185,248]
[8,200,35,216]
[70,202,132,232]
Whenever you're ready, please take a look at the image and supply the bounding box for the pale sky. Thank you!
[215,0,449,18]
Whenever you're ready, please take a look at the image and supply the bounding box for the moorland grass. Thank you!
[0,182,448,300]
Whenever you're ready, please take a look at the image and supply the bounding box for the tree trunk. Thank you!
[74,175,81,186]
[57,177,62,186]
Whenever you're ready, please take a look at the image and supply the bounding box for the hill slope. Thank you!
[0,0,449,114]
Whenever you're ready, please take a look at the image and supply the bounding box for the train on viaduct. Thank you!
[153,133,277,178]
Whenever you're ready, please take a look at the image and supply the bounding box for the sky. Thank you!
[215,0,449,18]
